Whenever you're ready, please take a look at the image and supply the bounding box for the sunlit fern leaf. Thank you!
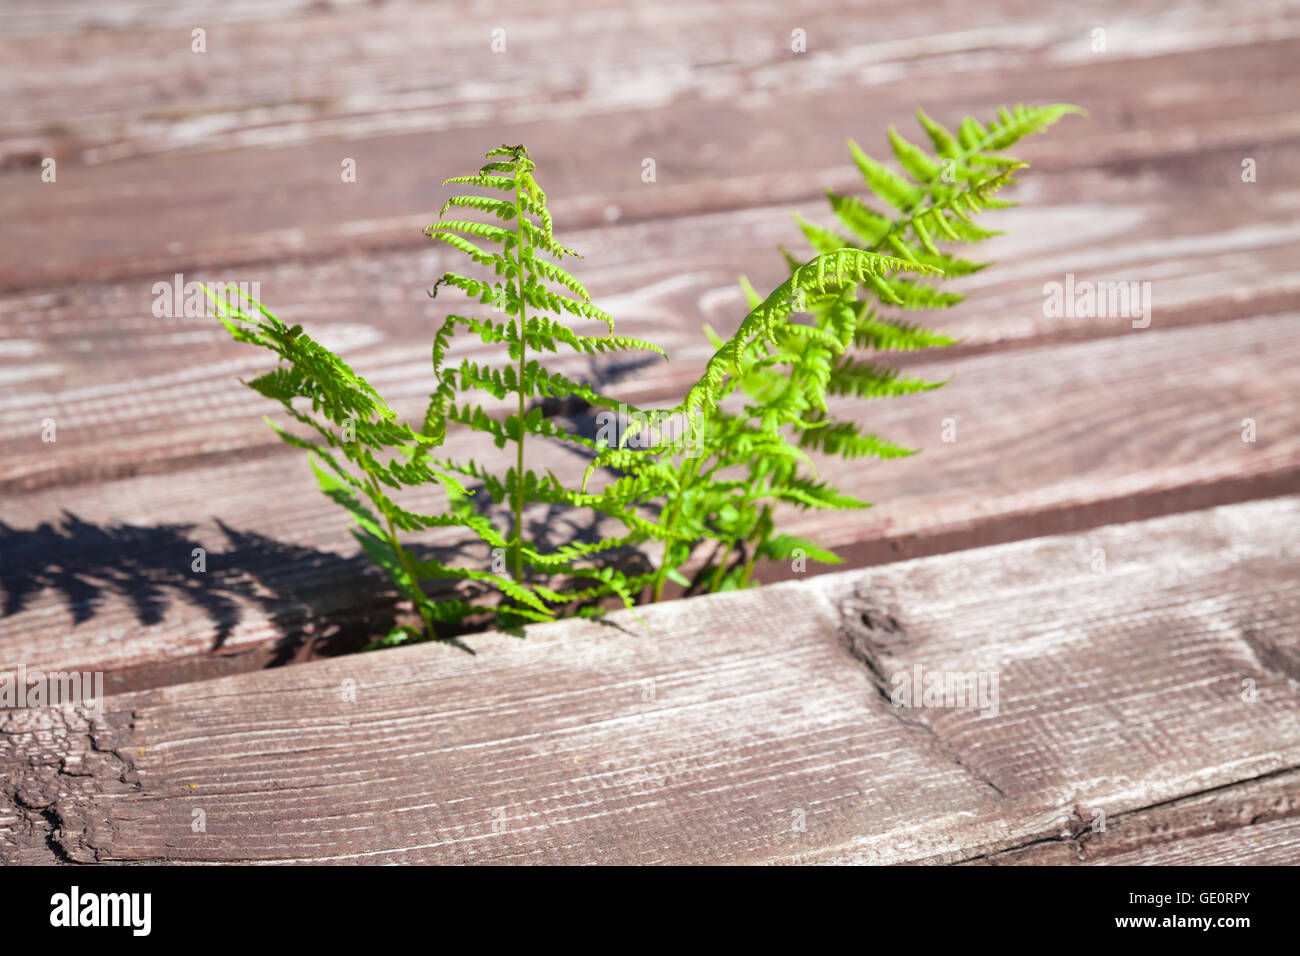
[440,194,517,221]
[795,213,855,255]
[826,359,947,400]
[847,139,923,211]
[425,220,515,247]
[762,533,842,564]
[887,126,943,182]
[883,279,967,310]
[674,249,939,420]
[420,144,674,628]
[780,476,874,509]
[654,103,1080,591]
[825,190,893,247]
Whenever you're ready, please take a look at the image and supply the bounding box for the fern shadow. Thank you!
[0,512,482,663]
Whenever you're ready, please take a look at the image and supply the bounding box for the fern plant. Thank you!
[417,144,682,631]
[212,145,682,642]
[214,107,1079,644]
[600,104,1083,596]
[206,293,457,641]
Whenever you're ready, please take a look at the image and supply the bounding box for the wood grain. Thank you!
[5,0,1298,867]
[962,768,1300,864]
[3,496,1296,864]
[3,0,1299,290]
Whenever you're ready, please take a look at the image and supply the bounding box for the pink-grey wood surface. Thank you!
[1,0,1297,864]
[2,498,1297,864]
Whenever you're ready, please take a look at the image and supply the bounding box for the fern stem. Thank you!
[737,505,771,589]
[650,456,699,602]
[651,539,673,602]
[738,550,758,589]
[708,541,734,592]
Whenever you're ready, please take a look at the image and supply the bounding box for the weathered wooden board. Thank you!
[4,0,1296,868]
[3,313,1296,688]
[3,0,1298,290]
[1096,816,1300,866]
[963,768,1300,865]
[2,496,1296,864]
[11,0,1290,159]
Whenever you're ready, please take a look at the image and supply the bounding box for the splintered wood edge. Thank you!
[2,496,1297,864]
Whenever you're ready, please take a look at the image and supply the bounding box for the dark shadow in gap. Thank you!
[0,505,652,667]
[0,512,476,665]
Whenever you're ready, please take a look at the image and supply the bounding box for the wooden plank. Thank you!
[2,313,1297,686]
[6,0,1291,159]
[5,140,1300,494]
[4,1,1299,289]
[962,768,1300,864]
[2,496,1297,864]
[0,1,364,36]
[1101,817,1300,865]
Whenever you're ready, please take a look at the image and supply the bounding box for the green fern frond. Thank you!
[424,220,515,247]
[778,476,873,509]
[439,194,517,221]
[641,103,1080,598]
[216,115,1078,639]
[826,359,946,400]
[421,144,673,620]
[675,249,938,420]
[847,139,923,211]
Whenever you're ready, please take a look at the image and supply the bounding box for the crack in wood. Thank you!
[1238,623,1300,692]
[1,706,141,865]
[836,583,1006,800]
[953,764,1300,865]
